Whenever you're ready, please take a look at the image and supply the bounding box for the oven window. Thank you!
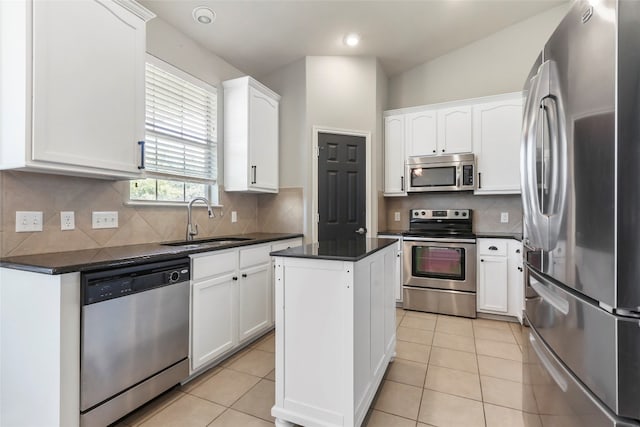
[411,166,456,187]
[412,246,465,280]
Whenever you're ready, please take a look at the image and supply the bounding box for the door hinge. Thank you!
[315,146,320,157]
[315,212,320,223]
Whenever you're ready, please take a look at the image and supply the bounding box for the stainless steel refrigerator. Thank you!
[521,0,640,425]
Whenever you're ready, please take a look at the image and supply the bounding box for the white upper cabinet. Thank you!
[473,93,523,194]
[405,110,437,157]
[383,115,406,196]
[0,0,153,179]
[223,76,280,193]
[437,105,473,155]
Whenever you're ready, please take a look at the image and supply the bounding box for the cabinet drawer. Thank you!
[191,249,237,281]
[271,238,303,252]
[477,239,507,256]
[240,244,271,269]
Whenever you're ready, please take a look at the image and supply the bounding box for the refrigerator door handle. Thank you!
[539,64,568,250]
[521,61,551,250]
[529,269,570,315]
[529,332,568,392]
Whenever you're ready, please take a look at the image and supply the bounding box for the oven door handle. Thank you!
[403,236,476,244]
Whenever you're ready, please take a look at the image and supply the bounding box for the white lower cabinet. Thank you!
[191,241,285,372]
[477,238,523,320]
[192,271,236,369]
[238,260,271,342]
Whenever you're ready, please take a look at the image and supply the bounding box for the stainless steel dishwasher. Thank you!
[80,258,190,427]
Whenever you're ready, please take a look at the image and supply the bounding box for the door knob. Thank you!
[355,227,367,235]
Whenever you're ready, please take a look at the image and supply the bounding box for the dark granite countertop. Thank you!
[475,232,523,241]
[270,238,397,262]
[377,230,405,236]
[0,233,303,275]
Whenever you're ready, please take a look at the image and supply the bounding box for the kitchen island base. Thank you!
[271,239,397,427]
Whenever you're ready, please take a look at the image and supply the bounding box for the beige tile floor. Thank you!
[114,310,528,427]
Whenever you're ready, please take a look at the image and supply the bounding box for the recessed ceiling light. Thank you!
[344,33,360,47]
[193,6,216,25]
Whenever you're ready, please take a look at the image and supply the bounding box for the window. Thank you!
[130,55,218,204]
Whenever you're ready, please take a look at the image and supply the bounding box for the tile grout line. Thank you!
[472,319,489,427]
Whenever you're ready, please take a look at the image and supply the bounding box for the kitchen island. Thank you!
[270,238,397,427]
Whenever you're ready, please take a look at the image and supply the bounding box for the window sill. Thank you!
[124,200,224,208]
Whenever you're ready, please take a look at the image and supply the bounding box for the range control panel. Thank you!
[411,209,471,220]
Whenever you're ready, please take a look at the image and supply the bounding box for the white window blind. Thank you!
[144,58,217,182]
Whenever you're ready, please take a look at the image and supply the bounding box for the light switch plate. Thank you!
[231,211,237,223]
[500,212,509,223]
[394,211,401,222]
[15,211,43,232]
[92,211,118,229]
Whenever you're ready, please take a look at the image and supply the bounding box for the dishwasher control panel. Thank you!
[82,258,190,305]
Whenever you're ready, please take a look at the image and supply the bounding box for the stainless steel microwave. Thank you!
[406,153,475,192]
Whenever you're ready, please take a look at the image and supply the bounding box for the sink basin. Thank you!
[162,237,254,246]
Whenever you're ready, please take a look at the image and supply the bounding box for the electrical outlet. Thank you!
[60,211,75,230]
[15,211,43,232]
[92,211,118,229]
[501,212,509,223]
[231,211,238,223]
[394,211,401,222]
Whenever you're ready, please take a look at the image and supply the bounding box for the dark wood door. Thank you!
[318,132,366,241]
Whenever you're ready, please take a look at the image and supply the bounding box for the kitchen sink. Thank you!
[162,237,254,246]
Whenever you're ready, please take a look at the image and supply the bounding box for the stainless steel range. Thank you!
[402,209,476,318]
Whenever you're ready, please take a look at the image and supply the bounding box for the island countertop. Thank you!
[270,237,398,262]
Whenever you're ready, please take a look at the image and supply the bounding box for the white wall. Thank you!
[305,56,382,239]
[388,4,569,109]
[260,59,307,189]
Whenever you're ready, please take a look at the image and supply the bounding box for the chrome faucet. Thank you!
[186,197,215,241]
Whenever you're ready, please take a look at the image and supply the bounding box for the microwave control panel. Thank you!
[462,165,474,186]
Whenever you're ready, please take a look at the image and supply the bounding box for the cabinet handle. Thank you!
[400,176,404,192]
[242,273,247,278]
[489,246,498,251]
[478,172,482,189]
[432,149,436,153]
[518,267,523,272]
[232,276,238,281]
[138,141,145,170]
[251,166,257,184]
[480,259,484,262]
[441,149,445,153]
[516,249,521,254]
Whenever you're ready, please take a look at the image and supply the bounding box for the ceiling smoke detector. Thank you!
[193,6,216,25]
[344,33,360,47]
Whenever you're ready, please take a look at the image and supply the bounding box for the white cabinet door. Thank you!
[405,110,437,157]
[224,77,280,193]
[384,115,406,196]
[473,94,523,194]
[507,240,524,322]
[437,105,472,154]
[477,256,509,313]
[31,0,144,175]
[238,263,271,342]
[192,273,237,370]
[248,86,279,192]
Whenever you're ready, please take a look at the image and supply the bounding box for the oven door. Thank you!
[403,238,476,292]
[407,163,460,192]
